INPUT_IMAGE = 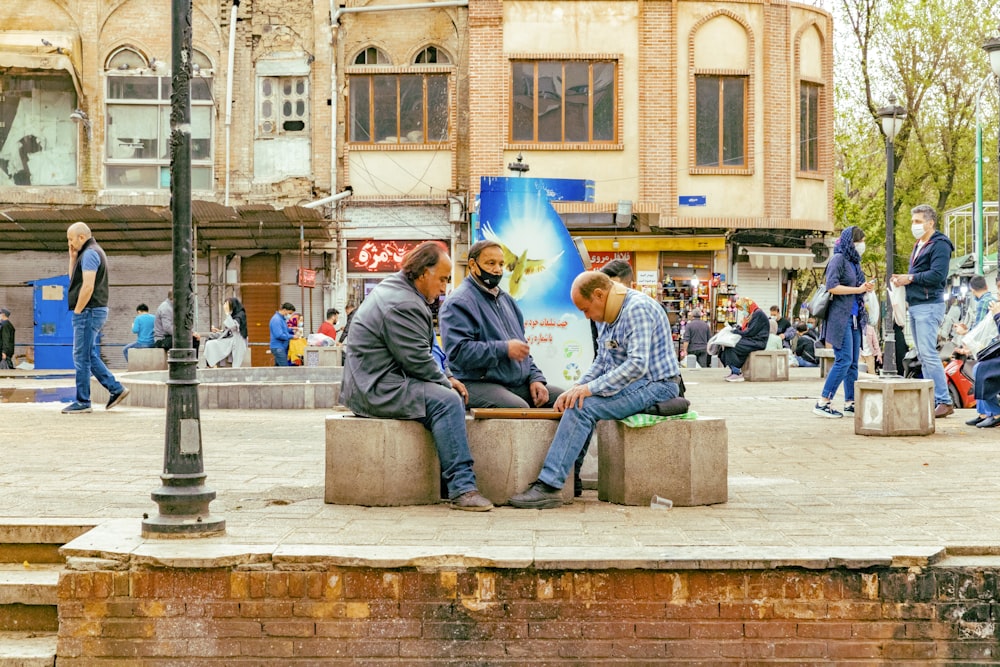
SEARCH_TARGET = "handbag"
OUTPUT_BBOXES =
[807,283,831,319]
[977,336,1000,362]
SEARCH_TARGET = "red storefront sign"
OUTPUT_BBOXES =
[347,239,449,273]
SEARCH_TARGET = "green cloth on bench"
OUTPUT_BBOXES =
[619,411,699,428]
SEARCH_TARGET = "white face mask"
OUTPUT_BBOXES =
[854,242,866,256]
[911,223,926,240]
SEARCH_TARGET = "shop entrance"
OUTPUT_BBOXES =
[241,254,280,367]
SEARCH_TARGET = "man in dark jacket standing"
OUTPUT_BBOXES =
[439,240,563,408]
[339,242,492,511]
[0,308,14,368]
[64,222,129,414]
[891,203,955,418]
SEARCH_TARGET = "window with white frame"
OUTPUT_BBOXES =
[104,48,214,190]
[257,75,309,137]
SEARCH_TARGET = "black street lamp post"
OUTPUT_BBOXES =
[876,96,906,379]
[142,0,224,537]
[984,36,1000,258]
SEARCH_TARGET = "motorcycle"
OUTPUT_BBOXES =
[902,343,977,409]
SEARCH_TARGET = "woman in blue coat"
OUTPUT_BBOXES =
[814,226,874,418]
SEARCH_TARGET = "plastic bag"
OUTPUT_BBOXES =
[886,283,907,327]
[706,328,741,355]
[864,291,879,328]
[965,315,999,358]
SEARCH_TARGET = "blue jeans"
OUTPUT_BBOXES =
[271,345,289,366]
[122,341,153,361]
[72,308,124,406]
[414,382,478,499]
[796,356,818,368]
[538,379,679,490]
[821,325,860,402]
[909,302,950,405]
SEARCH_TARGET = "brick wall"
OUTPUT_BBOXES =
[637,2,677,218]
[57,565,1000,663]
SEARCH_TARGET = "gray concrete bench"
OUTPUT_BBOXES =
[816,348,834,378]
[304,346,342,367]
[742,350,789,382]
[597,417,728,506]
[127,348,167,371]
[324,411,574,507]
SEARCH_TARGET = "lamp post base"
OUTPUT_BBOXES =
[142,474,226,537]
[854,377,935,437]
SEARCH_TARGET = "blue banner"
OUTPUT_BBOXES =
[476,176,595,385]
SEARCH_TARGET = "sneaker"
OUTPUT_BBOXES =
[843,403,855,414]
[813,402,843,418]
[106,387,131,410]
[724,373,744,382]
[509,481,564,510]
[61,402,92,414]
[450,490,493,512]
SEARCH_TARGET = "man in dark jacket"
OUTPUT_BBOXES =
[64,222,129,414]
[0,308,14,368]
[891,204,955,418]
[439,240,563,409]
[339,242,492,511]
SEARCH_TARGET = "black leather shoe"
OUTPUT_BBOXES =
[509,481,563,509]
[977,416,1000,429]
[966,415,988,426]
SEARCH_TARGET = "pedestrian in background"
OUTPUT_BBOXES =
[681,308,711,369]
[269,302,296,366]
[891,204,955,418]
[813,226,873,418]
[0,308,14,369]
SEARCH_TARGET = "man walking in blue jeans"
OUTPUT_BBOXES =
[269,302,295,366]
[891,204,955,418]
[63,222,129,414]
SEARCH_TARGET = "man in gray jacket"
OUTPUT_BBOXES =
[339,242,492,511]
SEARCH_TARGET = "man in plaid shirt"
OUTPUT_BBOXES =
[509,271,681,509]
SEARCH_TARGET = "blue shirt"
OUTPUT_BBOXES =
[581,290,680,396]
[80,248,101,272]
[269,311,291,348]
[132,313,156,346]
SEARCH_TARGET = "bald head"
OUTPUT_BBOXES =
[67,222,92,253]
[571,271,615,323]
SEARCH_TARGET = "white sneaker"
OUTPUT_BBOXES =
[724,373,745,382]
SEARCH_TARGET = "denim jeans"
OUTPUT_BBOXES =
[414,382,478,499]
[464,381,565,409]
[122,341,153,361]
[271,345,289,366]
[72,308,124,406]
[909,302,950,405]
[538,379,679,490]
[821,325,860,402]
[795,356,818,368]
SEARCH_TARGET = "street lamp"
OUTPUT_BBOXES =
[876,95,906,378]
[984,35,1000,264]
[142,0,224,537]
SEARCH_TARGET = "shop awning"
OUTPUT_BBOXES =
[0,31,84,100]
[744,246,815,270]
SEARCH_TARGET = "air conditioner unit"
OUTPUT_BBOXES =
[806,237,835,268]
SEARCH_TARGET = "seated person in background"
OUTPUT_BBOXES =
[765,318,784,351]
[792,322,820,367]
[339,241,491,511]
[508,271,681,509]
[153,290,200,357]
[203,297,249,368]
[717,297,769,382]
[123,303,155,361]
[439,240,564,409]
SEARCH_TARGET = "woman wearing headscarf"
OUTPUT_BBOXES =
[203,297,249,368]
[718,297,769,381]
[814,226,874,418]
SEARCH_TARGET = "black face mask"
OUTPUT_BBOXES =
[473,261,503,289]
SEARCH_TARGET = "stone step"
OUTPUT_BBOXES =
[0,631,57,667]
[0,521,95,564]
[0,566,60,633]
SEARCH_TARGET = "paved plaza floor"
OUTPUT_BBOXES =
[1,367,998,558]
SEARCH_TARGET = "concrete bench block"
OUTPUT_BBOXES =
[465,418,574,505]
[855,378,935,437]
[742,350,789,382]
[597,417,728,507]
[127,348,167,371]
[816,348,834,378]
[325,415,441,506]
[304,346,342,367]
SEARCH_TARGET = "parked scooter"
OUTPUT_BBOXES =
[902,343,977,409]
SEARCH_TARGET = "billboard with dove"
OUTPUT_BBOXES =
[476,176,595,385]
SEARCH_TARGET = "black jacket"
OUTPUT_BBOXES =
[68,237,109,310]
[0,320,14,358]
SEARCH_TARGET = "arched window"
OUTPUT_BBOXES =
[106,47,147,71]
[414,46,449,65]
[354,47,390,65]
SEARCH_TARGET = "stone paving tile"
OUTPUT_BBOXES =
[3,368,1000,558]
